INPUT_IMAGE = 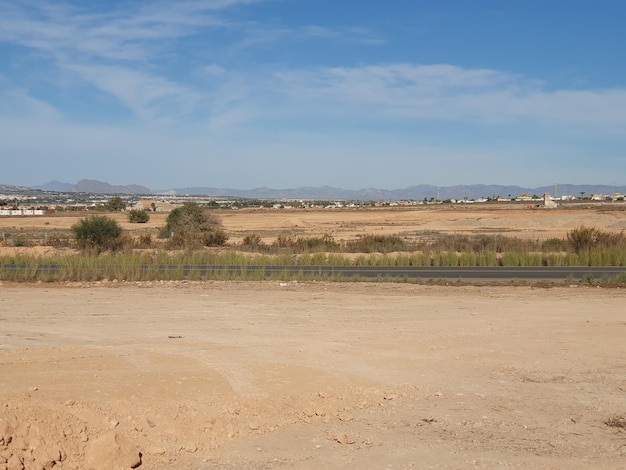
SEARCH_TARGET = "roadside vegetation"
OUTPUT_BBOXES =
[1,223,625,282]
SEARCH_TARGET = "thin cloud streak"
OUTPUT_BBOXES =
[276,64,626,131]
[0,0,231,62]
[64,63,205,122]
[0,0,379,63]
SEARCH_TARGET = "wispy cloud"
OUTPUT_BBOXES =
[0,0,385,126]
[0,0,262,122]
[0,88,62,121]
[2,4,624,141]
[230,23,382,51]
[275,63,626,131]
[63,64,204,122]
[0,0,380,63]
[0,0,236,62]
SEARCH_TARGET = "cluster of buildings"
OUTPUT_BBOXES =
[0,208,48,216]
[1,190,625,217]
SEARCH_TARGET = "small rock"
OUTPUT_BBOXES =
[328,432,355,445]
[147,447,166,456]
[338,412,353,422]
[183,443,198,453]
[337,433,355,445]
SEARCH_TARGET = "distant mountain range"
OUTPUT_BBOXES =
[9,179,626,201]
[34,179,152,195]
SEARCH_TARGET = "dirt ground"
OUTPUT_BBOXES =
[1,205,626,469]
[1,281,625,469]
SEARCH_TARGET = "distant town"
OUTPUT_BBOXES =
[1,187,624,217]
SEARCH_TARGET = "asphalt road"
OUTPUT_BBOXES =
[209,265,626,281]
[3,264,625,282]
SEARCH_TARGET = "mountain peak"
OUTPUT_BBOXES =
[73,179,152,195]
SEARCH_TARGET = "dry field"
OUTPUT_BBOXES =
[1,282,625,469]
[1,205,626,469]
[1,203,626,253]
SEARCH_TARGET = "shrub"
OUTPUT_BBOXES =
[128,209,150,223]
[71,215,124,252]
[346,234,406,253]
[136,234,153,248]
[567,226,626,253]
[105,196,126,211]
[294,233,339,252]
[542,238,568,252]
[567,226,600,253]
[46,234,72,248]
[242,233,264,247]
[161,202,228,247]
[275,235,295,248]
[269,234,339,253]
[12,235,30,247]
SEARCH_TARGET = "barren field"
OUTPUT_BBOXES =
[2,204,626,252]
[1,282,625,469]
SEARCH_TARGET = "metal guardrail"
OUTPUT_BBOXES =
[1,264,625,281]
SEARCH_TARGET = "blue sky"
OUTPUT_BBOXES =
[1,0,624,190]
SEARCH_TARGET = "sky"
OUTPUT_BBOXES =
[1,0,625,191]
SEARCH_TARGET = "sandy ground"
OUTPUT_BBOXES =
[1,281,625,469]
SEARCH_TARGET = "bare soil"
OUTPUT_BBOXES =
[1,281,625,469]
[1,205,626,469]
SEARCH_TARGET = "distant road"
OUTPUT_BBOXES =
[2,264,625,282]
[208,265,626,281]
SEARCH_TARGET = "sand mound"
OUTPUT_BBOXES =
[1,400,136,470]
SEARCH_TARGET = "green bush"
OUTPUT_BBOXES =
[161,202,228,248]
[71,215,124,252]
[501,252,521,266]
[128,209,150,223]
[105,196,126,211]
